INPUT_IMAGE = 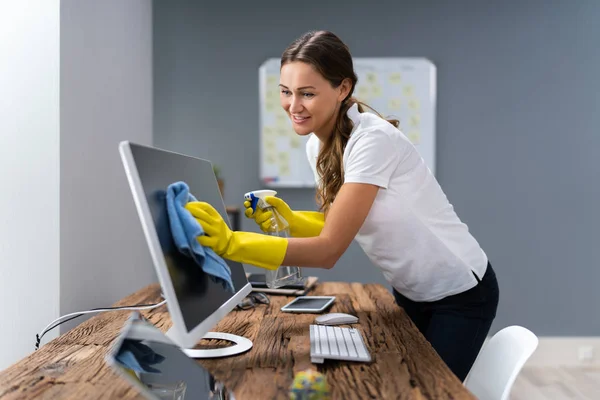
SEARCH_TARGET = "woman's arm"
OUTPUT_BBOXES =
[283,182,379,269]
[186,182,379,271]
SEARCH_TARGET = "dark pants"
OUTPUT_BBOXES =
[393,262,499,381]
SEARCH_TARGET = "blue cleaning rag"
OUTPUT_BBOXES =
[166,181,234,293]
[115,339,165,373]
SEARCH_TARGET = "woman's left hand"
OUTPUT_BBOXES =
[185,201,232,255]
[185,201,287,271]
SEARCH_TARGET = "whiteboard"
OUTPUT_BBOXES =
[259,57,437,188]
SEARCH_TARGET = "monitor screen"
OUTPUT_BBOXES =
[125,143,249,334]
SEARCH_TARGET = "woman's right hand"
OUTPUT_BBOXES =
[243,198,280,233]
[244,196,325,237]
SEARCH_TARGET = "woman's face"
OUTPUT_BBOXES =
[279,61,349,140]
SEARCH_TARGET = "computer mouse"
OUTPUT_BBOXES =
[315,313,358,326]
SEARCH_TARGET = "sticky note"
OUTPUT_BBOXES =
[357,86,369,99]
[267,75,278,86]
[403,85,414,97]
[275,107,287,118]
[266,89,278,101]
[389,98,401,110]
[366,72,377,84]
[407,130,420,144]
[408,99,420,110]
[410,114,420,127]
[389,73,402,84]
[278,152,289,163]
[372,85,382,97]
[265,140,276,151]
[280,164,290,176]
[266,154,276,164]
[276,114,287,127]
[263,126,273,137]
[290,136,300,148]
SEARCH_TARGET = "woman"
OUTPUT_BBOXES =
[186,30,499,381]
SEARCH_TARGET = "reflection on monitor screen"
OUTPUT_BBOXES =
[107,312,234,400]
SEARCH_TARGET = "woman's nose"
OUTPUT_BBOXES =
[290,96,303,114]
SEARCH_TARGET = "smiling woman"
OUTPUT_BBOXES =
[278,63,342,138]
[278,33,399,213]
[188,30,500,382]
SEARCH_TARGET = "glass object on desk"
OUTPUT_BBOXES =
[147,381,187,400]
[265,206,306,289]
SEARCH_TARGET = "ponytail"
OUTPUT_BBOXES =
[315,97,399,214]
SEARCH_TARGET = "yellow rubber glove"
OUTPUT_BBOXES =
[185,201,287,271]
[243,196,324,238]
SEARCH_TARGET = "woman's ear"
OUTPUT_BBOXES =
[337,78,352,102]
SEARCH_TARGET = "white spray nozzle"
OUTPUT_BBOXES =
[244,190,277,212]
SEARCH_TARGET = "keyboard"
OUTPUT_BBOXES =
[309,324,371,364]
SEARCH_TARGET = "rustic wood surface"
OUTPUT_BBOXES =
[0,282,475,399]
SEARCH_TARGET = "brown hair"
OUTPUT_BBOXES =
[281,30,399,214]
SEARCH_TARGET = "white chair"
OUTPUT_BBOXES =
[463,325,539,400]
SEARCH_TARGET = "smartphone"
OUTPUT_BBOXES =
[280,296,335,313]
[247,273,306,290]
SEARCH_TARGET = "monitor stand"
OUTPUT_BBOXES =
[166,327,253,359]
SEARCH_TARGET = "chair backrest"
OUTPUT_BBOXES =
[463,325,538,400]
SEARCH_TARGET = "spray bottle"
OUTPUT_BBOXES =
[244,190,305,289]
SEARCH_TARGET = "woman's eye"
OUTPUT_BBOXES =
[280,89,291,95]
[303,93,314,98]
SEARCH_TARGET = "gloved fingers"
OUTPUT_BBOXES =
[186,203,227,233]
[243,201,265,219]
[255,210,273,225]
[193,217,220,237]
[264,196,292,220]
[197,234,219,249]
[185,201,220,220]
[186,204,211,221]
[260,219,274,232]
[264,196,286,210]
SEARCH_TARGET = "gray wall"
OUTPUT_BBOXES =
[153,1,600,336]
[60,0,156,333]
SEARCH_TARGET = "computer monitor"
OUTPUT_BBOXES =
[119,141,253,358]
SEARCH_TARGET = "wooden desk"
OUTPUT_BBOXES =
[0,282,474,399]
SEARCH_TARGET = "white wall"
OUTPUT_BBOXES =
[59,0,155,334]
[0,0,61,370]
[0,0,156,369]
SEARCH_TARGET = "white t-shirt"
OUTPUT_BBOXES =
[306,103,488,302]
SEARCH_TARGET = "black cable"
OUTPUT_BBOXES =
[35,314,83,350]
[35,299,165,350]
